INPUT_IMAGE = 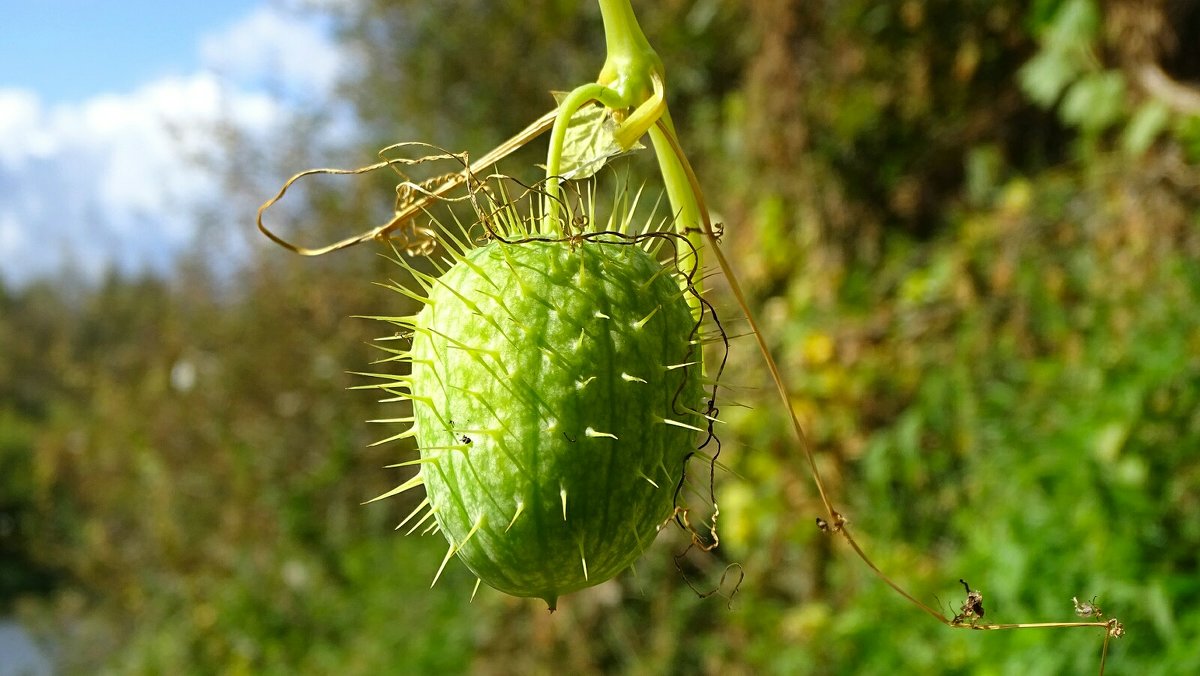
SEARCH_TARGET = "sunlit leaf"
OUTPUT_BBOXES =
[1018,49,1080,106]
[1122,100,1170,155]
[1060,71,1126,132]
[551,92,644,181]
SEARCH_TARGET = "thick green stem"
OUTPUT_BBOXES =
[648,112,704,314]
[649,112,702,246]
[648,112,835,521]
[598,0,647,56]
[542,0,660,234]
[592,1,704,317]
[597,0,662,102]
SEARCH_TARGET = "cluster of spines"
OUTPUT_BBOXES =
[356,181,723,598]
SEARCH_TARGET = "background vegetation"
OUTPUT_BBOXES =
[3,0,1199,673]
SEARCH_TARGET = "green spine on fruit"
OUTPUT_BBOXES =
[381,232,703,609]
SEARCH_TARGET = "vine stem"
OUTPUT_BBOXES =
[543,83,624,233]
[642,49,1124,675]
[592,0,699,316]
[586,2,833,520]
[596,0,662,104]
[649,117,836,522]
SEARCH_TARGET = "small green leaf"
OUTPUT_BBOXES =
[1122,100,1170,155]
[551,92,643,181]
[1059,71,1126,133]
[1043,0,1100,46]
[1018,50,1080,107]
[1019,0,1101,108]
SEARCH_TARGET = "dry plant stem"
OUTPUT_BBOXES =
[655,123,940,620]
[651,119,1122,664]
[838,529,955,622]
[257,110,558,255]
[968,622,1111,630]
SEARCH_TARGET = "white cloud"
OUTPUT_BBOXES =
[200,5,344,100]
[0,211,25,260]
[0,4,347,286]
[0,91,51,164]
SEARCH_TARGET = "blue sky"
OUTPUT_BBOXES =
[0,1,347,285]
[1,1,265,103]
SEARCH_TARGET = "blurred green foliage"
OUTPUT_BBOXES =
[2,0,1199,673]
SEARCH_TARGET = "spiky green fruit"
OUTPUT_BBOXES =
[399,237,702,609]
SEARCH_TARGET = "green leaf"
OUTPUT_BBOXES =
[1122,100,1171,155]
[1059,71,1126,133]
[1043,0,1099,46]
[1018,49,1080,107]
[551,92,643,181]
[1019,0,1100,107]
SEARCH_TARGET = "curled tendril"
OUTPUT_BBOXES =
[256,110,557,257]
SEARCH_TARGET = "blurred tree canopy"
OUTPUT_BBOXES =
[3,0,1199,673]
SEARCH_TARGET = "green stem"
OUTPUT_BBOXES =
[543,0,664,236]
[648,111,702,243]
[596,0,662,102]
[558,1,704,315]
[598,0,647,56]
[596,2,702,304]
[543,83,623,234]
[648,111,704,313]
